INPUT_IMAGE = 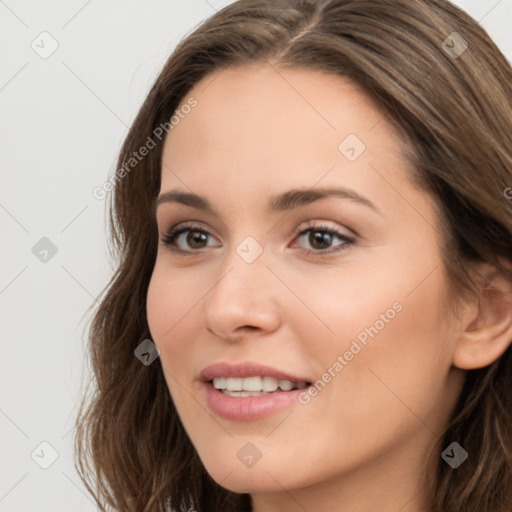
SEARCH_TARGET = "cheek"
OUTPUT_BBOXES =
[146,266,195,377]
[146,264,210,404]
[146,263,203,344]
[294,251,453,421]
[146,268,172,345]
[276,272,454,485]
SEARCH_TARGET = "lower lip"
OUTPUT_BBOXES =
[203,382,306,421]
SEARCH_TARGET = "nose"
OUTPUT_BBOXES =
[202,243,281,342]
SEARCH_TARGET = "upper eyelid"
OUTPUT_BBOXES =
[162,219,347,236]
[161,221,353,248]
[164,221,220,239]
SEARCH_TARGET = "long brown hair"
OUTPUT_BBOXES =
[75,1,512,510]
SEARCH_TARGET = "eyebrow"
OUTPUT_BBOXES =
[154,187,380,216]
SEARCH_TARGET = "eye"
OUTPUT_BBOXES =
[161,222,220,253]
[291,222,355,255]
[160,221,355,256]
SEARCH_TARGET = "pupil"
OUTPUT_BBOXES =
[311,231,331,249]
[188,231,207,248]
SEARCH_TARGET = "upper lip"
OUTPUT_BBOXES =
[199,361,311,383]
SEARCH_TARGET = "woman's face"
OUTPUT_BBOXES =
[147,65,466,506]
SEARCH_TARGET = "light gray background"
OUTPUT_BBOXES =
[1,1,511,510]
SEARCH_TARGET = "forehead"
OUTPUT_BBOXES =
[160,64,411,199]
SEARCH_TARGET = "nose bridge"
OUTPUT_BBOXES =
[202,233,280,336]
[213,234,268,299]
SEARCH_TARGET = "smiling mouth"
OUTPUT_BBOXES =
[211,376,311,397]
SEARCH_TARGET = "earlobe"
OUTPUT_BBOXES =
[452,263,512,370]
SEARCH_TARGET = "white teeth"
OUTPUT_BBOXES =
[277,379,293,391]
[212,376,305,393]
[225,377,243,391]
[243,376,263,391]
[213,377,226,390]
[262,376,278,392]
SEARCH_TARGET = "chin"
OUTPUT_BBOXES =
[195,444,311,494]
[206,465,289,494]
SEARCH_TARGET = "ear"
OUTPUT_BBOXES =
[453,262,512,370]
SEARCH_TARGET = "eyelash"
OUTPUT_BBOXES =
[161,221,355,257]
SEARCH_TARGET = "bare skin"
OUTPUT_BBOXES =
[146,64,512,512]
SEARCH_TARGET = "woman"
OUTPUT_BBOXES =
[76,0,512,511]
